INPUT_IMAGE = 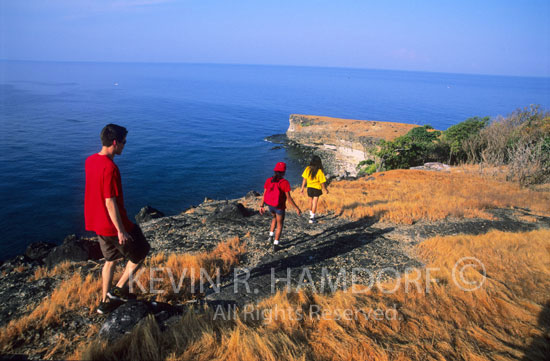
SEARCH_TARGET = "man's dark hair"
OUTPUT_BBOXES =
[100,124,128,146]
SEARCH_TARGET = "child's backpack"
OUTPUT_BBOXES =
[264,178,284,208]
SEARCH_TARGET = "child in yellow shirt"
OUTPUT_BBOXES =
[300,155,328,223]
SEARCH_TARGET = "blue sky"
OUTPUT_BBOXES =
[1,0,548,77]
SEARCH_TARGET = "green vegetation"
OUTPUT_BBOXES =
[299,118,314,127]
[356,159,377,176]
[369,105,550,186]
[442,116,489,163]
[376,125,446,170]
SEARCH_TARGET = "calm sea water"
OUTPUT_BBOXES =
[1,60,549,259]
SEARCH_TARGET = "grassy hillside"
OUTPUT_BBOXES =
[292,166,550,223]
[2,167,549,360]
[83,228,550,361]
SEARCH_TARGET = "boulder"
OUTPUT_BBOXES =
[24,241,56,261]
[135,205,165,224]
[410,162,451,171]
[80,238,103,261]
[206,202,248,223]
[99,301,151,342]
[44,235,101,268]
[245,190,260,199]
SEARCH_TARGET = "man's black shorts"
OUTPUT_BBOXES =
[307,187,323,197]
[97,223,150,263]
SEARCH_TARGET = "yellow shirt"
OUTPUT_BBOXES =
[302,166,326,190]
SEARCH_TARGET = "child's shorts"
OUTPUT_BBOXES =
[307,187,323,197]
[267,205,285,215]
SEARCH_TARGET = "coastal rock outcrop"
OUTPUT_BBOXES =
[24,241,56,261]
[206,201,249,223]
[285,114,417,177]
[135,205,165,224]
[44,234,102,268]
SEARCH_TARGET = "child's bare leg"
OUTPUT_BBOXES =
[270,213,277,233]
[275,213,285,241]
[312,196,319,214]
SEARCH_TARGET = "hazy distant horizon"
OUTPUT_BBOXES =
[1,58,548,79]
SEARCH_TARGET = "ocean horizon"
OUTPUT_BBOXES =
[1,60,549,260]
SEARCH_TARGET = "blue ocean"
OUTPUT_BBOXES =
[1,60,549,259]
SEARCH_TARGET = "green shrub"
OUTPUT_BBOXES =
[376,125,447,170]
[442,116,489,163]
[356,160,377,176]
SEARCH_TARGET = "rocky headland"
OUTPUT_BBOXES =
[275,114,418,177]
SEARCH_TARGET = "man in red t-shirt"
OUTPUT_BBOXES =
[85,124,150,314]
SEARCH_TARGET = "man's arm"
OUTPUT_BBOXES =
[105,197,132,245]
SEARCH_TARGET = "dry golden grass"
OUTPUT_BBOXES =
[31,260,75,281]
[83,229,550,361]
[0,237,246,357]
[0,272,102,355]
[291,168,550,223]
[133,236,246,302]
[290,114,419,141]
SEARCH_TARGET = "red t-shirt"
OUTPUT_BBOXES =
[85,153,134,236]
[263,177,291,209]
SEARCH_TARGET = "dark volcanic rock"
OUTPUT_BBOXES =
[206,202,248,223]
[135,205,165,224]
[44,235,102,268]
[81,238,104,260]
[24,241,56,261]
[0,271,57,327]
[99,301,150,342]
[245,190,260,199]
[264,133,288,144]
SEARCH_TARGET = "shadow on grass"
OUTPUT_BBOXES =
[523,300,550,361]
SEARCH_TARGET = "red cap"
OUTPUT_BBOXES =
[274,162,286,172]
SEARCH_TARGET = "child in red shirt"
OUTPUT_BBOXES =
[259,162,301,251]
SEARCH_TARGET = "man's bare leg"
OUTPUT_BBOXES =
[102,260,118,301]
[116,259,143,290]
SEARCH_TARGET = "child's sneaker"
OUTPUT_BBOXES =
[107,286,137,302]
[267,235,274,246]
[309,218,315,224]
[96,299,121,314]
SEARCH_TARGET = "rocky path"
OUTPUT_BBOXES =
[140,196,550,306]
